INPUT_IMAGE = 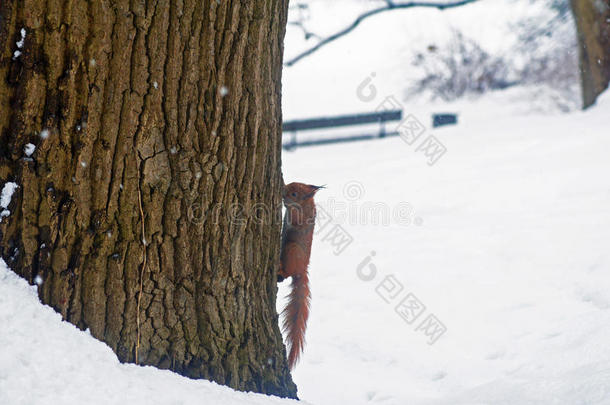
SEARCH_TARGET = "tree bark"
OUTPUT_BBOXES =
[571,0,610,108]
[0,0,296,398]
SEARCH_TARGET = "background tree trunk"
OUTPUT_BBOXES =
[571,0,610,108]
[0,0,296,398]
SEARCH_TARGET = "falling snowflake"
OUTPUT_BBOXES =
[24,143,35,157]
[16,28,26,48]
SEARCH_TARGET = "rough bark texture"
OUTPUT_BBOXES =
[0,0,297,398]
[571,0,610,108]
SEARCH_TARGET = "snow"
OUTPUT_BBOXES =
[39,129,50,139]
[283,0,578,117]
[0,182,18,222]
[0,182,18,209]
[12,28,25,60]
[279,4,608,400]
[2,1,609,404]
[278,90,610,404]
[0,260,302,404]
[24,143,35,157]
[16,28,25,48]
[5,87,607,405]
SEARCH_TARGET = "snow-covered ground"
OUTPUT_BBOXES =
[281,89,610,404]
[3,1,609,404]
[3,91,609,404]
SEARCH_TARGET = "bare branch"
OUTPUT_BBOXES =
[288,20,322,41]
[284,0,480,67]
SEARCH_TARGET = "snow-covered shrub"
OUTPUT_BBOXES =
[406,0,581,111]
[406,30,513,101]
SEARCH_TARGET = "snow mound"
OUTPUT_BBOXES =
[0,259,301,405]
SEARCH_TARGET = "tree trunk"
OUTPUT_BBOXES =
[0,0,296,398]
[571,0,610,108]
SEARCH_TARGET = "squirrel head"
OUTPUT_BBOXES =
[283,182,324,205]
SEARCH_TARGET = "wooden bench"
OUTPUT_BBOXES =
[432,113,458,128]
[282,110,402,150]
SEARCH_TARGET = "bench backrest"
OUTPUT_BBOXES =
[283,110,402,132]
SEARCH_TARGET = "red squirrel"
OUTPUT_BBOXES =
[278,182,323,369]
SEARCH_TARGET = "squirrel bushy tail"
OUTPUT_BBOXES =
[282,272,310,369]
[279,182,323,369]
